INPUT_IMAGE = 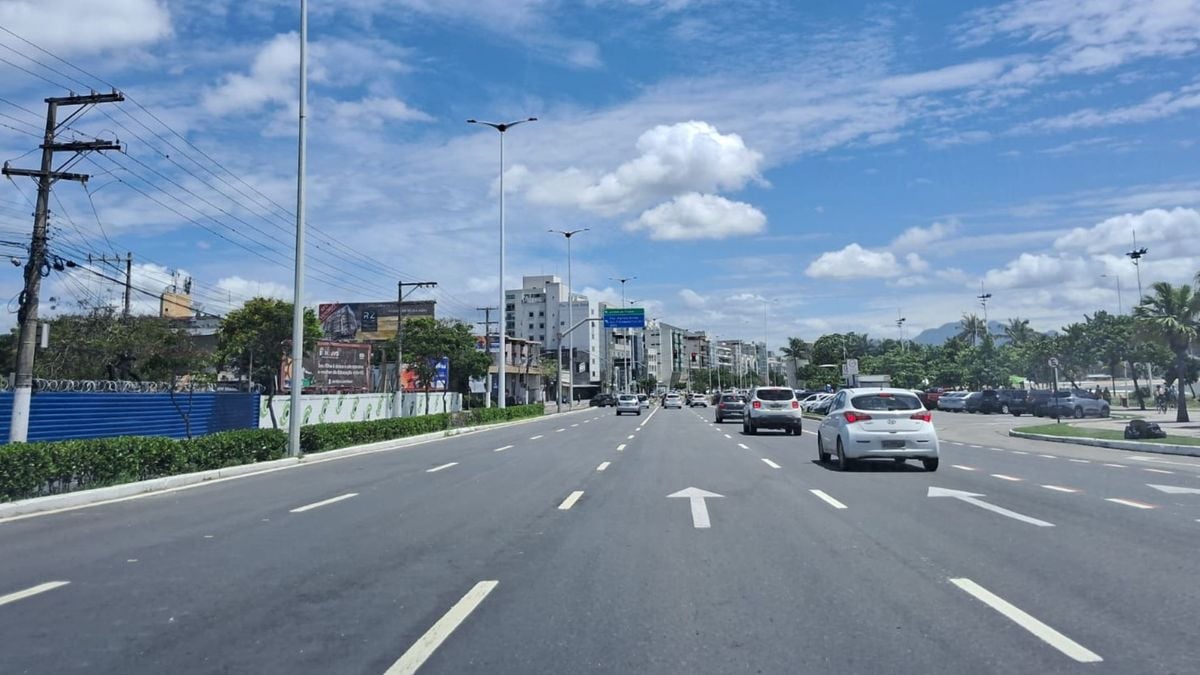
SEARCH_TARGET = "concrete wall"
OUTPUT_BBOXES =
[258,392,462,428]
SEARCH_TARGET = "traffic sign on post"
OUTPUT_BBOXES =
[603,307,645,328]
[1048,357,1059,368]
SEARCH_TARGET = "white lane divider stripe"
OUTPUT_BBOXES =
[530,435,544,440]
[426,463,458,473]
[1143,468,1174,475]
[628,434,636,440]
[1102,463,1127,468]
[1068,459,1090,463]
[616,444,626,452]
[761,458,781,469]
[558,491,584,510]
[493,445,514,453]
[738,443,750,450]
[1011,451,1030,455]
[1037,454,1057,459]
[991,474,1023,481]
[950,578,1102,663]
[0,581,70,608]
[555,428,566,433]
[1105,498,1155,509]
[952,465,977,471]
[570,423,579,427]
[1041,485,1079,493]
[290,492,358,513]
[724,434,733,439]
[596,462,610,472]
[384,580,499,675]
[810,489,847,509]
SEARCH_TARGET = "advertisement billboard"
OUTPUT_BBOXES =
[400,357,450,392]
[280,341,372,392]
[318,300,436,341]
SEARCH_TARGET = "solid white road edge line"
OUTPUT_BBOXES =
[949,578,1102,663]
[384,580,499,675]
[426,463,458,473]
[0,580,70,608]
[596,462,610,472]
[1105,498,1156,509]
[761,458,781,469]
[810,489,847,509]
[289,492,359,513]
[558,491,584,510]
[493,445,514,453]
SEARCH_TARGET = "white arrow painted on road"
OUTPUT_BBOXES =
[1147,484,1200,495]
[668,487,724,529]
[927,487,1054,527]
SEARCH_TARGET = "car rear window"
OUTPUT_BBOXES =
[852,393,923,411]
[756,389,795,401]
[721,395,741,402]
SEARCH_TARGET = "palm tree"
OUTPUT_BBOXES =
[957,313,986,346]
[1003,317,1036,346]
[780,337,811,362]
[1133,281,1200,423]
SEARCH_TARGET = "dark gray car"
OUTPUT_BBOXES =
[715,393,745,423]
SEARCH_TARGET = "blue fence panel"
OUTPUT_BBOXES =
[0,392,260,443]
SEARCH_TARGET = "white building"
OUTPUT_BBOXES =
[646,320,687,387]
[505,275,600,395]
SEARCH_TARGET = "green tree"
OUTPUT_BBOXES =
[1003,317,1037,346]
[35,309,205,381]
[400,317,491,397]
[1133,281,1200,422]
[216,298,322,428]
[957,313,987,346]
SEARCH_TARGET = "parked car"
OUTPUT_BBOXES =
[663,393,684,409]
[965,389,1003,414]
[919,387,946,409]
[616,394,641,415]
[937,391,969,412]
[1027,390,1055,416]
[811,396,836,415]
[996,389,1025,414]
[1006,390,1034,416]
[817,388,939,471]
[961,392,983,413]
[1046,390,1110,418]
[715,393,746,423]
[589,393,616,407]
[800,392,833,412]
[743,386,803,435]
[689,394,709,407]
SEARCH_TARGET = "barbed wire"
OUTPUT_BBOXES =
[0,378,265,393]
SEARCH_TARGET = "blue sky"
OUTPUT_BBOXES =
[0,0,1198,349]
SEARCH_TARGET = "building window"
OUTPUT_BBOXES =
[539,323,544,329]
[528,311,534,318]
[529,323,534,330]
[538,311,544,317]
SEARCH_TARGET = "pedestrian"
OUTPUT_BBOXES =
[1102,387,1111,403]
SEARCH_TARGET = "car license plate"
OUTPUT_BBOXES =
[882,440,905,449]
[770,403,783,409]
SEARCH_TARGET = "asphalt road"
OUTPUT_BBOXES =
[1,405,1198,674]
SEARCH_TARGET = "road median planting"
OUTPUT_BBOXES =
[1010,423,1200,458]
[0,405,544,503]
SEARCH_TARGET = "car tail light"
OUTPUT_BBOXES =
[911,411,932,422]
[791,400,799,409]
[843,411,871,423]
[752,400,762,409]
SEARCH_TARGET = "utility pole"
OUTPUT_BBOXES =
[896,311,907,352]
[87,251,133,316]
[476,306,498,408]
[3,91,123,443]
[976,282,992,347]
[393,280,437,417]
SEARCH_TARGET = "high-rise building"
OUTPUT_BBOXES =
[506,275,600,391]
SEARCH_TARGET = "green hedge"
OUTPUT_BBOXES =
[0,404,544,503]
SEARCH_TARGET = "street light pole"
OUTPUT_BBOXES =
[287,0,308,458]
[1101,274,1123,314]
[1126,230,1148,304]
[550,228,588,410]
[609,276,635,391]
[468,116,538,409]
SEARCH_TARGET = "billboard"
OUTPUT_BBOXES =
[400,357,450,392]
[318,300,436,341]
[280,341,372,392]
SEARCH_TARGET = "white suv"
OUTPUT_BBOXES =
[743,386,803,435]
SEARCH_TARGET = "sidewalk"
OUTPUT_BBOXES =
[544,400,589,414]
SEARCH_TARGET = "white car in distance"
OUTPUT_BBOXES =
[816,388,939,471]
[616,394,642,416]
[800,392,833,412]
[663,393,684,409]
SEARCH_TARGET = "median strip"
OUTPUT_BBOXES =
[0,581,70,608]
[384,580,499,675]
[289,492,358,513]
[950,577,1102,663]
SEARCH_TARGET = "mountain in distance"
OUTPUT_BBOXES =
[911,320,1008,346]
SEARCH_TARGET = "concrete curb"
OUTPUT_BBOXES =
[1008,429,1200,458]
[0,410,579,521]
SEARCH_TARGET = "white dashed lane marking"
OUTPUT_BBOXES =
[1041,485,1080,493]
[1105,498,1155,510]
[761,458,781,469]
[558,491,584,510]
[952,465,977,471]
[991,474,1023,482]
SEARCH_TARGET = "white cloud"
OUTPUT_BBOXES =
[879,60,1009,96]
[679,288,709,309]
[1053,207,1200,256]
[330,97,432,128]
[625,193,766,241]
[982,252,1092,290]
[515,120,763,216]
[960,0,1200,77]
[806,244,902,279]
[0,0,171,56]
[890,219,958,251]
[905,253,929,273]
[1017,82,1200,133]
[202,32,298,115]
